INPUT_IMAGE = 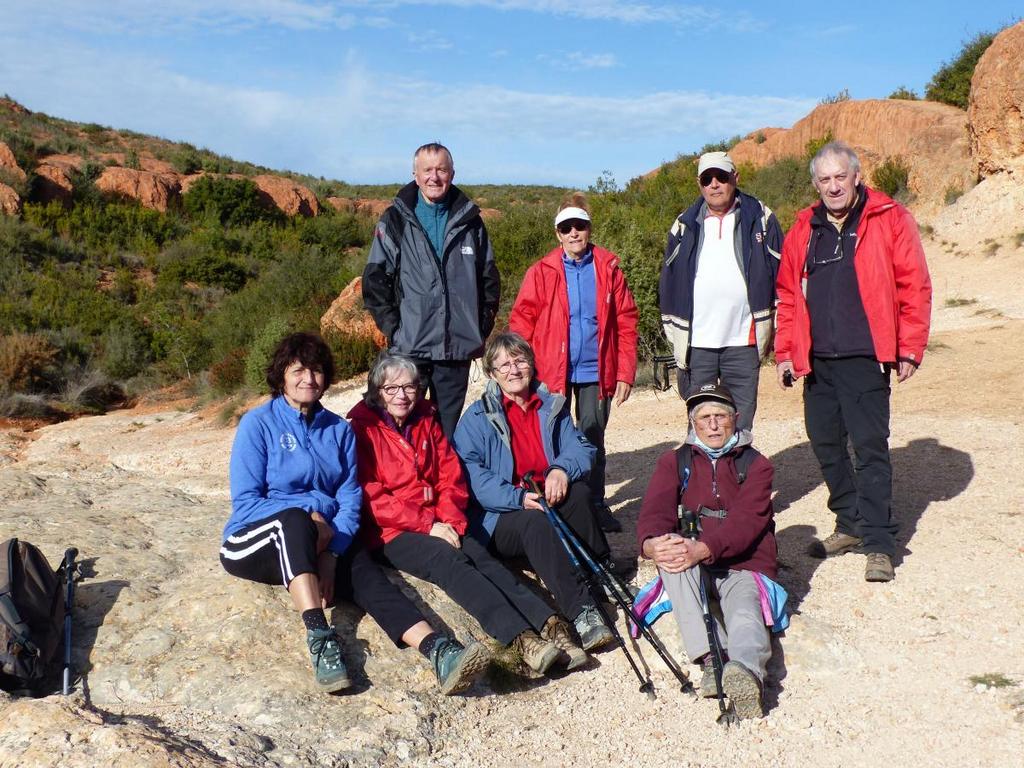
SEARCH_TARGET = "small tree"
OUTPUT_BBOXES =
[888,86,919,100]
[872,156,912,201]
[925,32,996,109]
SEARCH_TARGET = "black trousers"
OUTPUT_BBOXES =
[416,359,472,440]
[220,508,425,646]
[803,356,896,555]
[378,532,553,645]
[686,345,761,432]
[568,383,611,505]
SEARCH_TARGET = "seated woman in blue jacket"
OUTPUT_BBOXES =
[220,332,488,695]
[453,332,618,664]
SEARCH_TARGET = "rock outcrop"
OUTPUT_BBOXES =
[95,167,182,212]
[0,182,20,215]
[320,276,388,349]
[250,175,319,217]
[0,141,26,183]
[969,21,1024,177]
[34,154,83,205]
[728,99,974,213]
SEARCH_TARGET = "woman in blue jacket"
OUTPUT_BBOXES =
[453,332,620,664]
[220,332,488,695]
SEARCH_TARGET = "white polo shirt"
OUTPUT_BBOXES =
[690,210,752,348]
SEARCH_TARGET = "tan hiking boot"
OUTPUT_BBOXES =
[512,629,561,675]
[865,553,894,582]
[541,615,587,670]
[722,661,763,720]
[808,531,862,559]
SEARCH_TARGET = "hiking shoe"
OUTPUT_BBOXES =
[722,661,763,720]
[573,605,615,652]
[808,531,862,559]
[595,503,623,533]
[865,553,895,583]
[307,628,351,693]
[430,638,491,695]
[512,630,562,675]
[699,657,719,699]
[542,615,588,670]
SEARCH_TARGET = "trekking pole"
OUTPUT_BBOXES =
[524,475,691,697]
[61,548,78,696]
[681,509,735,725]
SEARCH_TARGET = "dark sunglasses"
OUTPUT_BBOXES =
[699,169,733,187]
[556,219,590,235]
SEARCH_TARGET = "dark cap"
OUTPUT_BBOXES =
[685,382,735,413]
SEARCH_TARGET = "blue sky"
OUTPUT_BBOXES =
[2,2,1019,187]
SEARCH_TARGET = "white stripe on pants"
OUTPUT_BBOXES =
[220,518,296,586]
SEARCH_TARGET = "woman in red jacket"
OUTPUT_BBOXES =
[348,352,570,677]
[509,193,639,533]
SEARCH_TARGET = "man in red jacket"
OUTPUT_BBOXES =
[637,383,776,720]
[775,142,932,583]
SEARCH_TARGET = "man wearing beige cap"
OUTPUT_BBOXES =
[658,151,782,431]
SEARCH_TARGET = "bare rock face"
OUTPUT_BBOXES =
[95,167,182,212]
[479,207,503,222]
[0,141,26,183]
[969,21,1024,176]
[326,195,356,213]
[320,276,388,349]
[0,182,20,215]
[250,175,319,217]
[35,154,83,205]
[326,197,392,218]
[728,99,974,213]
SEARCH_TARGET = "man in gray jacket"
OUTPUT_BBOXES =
[363,143,501,438]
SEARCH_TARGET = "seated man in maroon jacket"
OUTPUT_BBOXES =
[637,383,777,719]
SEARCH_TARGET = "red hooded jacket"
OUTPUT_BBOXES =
[347,399,469,548]
[775,188,932,376]
[510,245,639,400]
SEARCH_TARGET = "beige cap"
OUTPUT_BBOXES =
[697,151,736,176]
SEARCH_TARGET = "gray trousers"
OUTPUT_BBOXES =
[660,567,770,682]
[681,345,761,432]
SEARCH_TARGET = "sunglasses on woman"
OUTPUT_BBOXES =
[556,219,590,235]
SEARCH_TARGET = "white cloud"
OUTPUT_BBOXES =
[539,51,618,70]
[407,31,455,51]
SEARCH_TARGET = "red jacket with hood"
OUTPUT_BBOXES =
[510,245,639,400]
[775,187,932,376]
[347,399,468,548]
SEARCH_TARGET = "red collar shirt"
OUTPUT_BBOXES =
[503,392,548,491]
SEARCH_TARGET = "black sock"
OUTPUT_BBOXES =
[301,608,330,632]
[418,632,444,658]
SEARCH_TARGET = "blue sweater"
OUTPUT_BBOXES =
[453,381,595,541]
[563,249,599,383]
[415,193,449,261]
[225,396,362,555]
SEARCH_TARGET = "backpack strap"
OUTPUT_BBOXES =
[0,539,38,658]
[676,443,758,486]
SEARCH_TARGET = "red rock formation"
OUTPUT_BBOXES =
[0,142,26,183]
[34,154,83,204]
[479,207,503,222]
[326,196,356,213]
[95,167,182,212]
[726,99,973,212]
[320,276,387,349]
[0,182,21,215]
[353,199,390,218]
[969,21,1024,176]
[251,175,319,217]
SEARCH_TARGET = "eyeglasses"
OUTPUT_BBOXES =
[556,219,590,235]
[381,384,418,397]
[693,412,734,426]
[699,169,733,187]
[495,358,531,374]
[811,231,856,266]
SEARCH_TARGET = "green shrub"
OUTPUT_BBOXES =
[244,316,292,392]
[99,317,153,379]
[819,88,850,105]
[324,330,383,381]
[183,175,282,227]
[888,86,920,100]
[805,131,835,161]
[0,332,59,393]
[872,156,911,200]
[699,135,742,154]
[208,347,248,393]
[926,32,996,109]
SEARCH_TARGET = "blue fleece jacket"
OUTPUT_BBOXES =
[415,193,449,261]
[224,396,362,555]
[563,248,599,383]
[453,380,595,541]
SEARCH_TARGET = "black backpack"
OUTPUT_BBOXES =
[675,443,757,490]
[0,538,66,692]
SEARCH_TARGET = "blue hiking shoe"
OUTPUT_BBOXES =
[430,638,491,695]
[307,628,351,693]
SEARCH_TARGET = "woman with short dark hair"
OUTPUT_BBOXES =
[220,332,488,695]
[347,352,566,677]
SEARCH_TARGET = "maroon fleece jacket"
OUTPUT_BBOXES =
[637,442,777,579]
